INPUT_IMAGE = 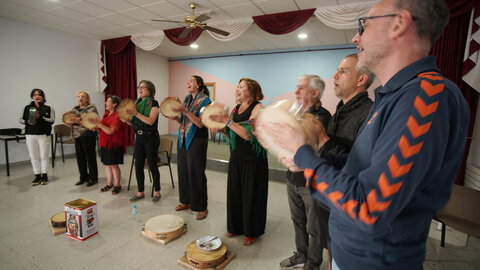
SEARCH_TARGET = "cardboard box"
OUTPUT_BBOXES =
[64,198,98,241]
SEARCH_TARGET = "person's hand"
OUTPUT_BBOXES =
[171,104,186,113]
[258,122,306,154]
[278,153,303,172]
[209,127,223,133]
[34,111,40,120]
[126,108,137,116]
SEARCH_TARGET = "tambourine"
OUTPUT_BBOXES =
[50,212,66,227]
[62,111,77,125]
[200,102,228,129]
[159,97,184,118]
[81,111,100,129]
[142,214,187,244]
[185,239,228,268]
[116,98,135,121]
[254,100,320,159]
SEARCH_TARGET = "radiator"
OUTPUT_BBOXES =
[464,163,480,191]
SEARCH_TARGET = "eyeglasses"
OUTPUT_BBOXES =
[358,14,397,35]
[137,85,147,89]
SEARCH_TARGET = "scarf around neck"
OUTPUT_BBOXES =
[132,96,152,129]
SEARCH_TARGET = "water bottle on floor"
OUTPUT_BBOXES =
[132,205,138,220]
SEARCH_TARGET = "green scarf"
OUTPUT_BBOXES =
[132,96,152,129]
[227,108,266,158]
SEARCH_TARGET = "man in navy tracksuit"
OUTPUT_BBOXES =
[267,0,470,269]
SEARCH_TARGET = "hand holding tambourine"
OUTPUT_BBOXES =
[201,102,229,129]
[81,111,100,129]
[160,97,185,118]
[116,98,135,121]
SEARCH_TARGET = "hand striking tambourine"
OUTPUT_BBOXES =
[159,97,184,118]
[254,100,320,159]
[116,98,135,121]
[62,111,77,125]
[142,214,187,244]
[200,102,228,129]
[81,111,100,129]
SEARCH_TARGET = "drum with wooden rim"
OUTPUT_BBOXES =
[142,214,187,244]
[200,102,228,129]
[185,239,227,268]
[254,100,321,159]
[50,212,66,227]
[116,98,135,121]
[80,111,100,129]
[62,111,77,125]
[160,97,184,118]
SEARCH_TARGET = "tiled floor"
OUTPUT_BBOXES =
[0,140,479,270]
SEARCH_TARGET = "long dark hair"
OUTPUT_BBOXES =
[31,88,46,103]
[193,75,209,97]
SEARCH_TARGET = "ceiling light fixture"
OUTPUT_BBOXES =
[298,33,308,39]
[190,43,199,48]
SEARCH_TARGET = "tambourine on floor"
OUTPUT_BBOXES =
[141,214,187,245]
[49,211,66,235]
[177,240,236,270]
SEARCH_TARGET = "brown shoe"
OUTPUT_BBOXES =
[196,209,208,220]
[175,204,191,211]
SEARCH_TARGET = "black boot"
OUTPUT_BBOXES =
[32,174,42,186]
[41,173,48,185]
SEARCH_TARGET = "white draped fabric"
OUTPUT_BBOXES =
[463,8,480,93]
[205,17,254,41]
[314,1,376,29]
[131,30,165,51]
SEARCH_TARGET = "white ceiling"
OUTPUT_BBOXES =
[0,0,365,58]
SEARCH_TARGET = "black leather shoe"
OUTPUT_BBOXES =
[86,181,97,187]
[75,180,86,186]
[32,174,42,186]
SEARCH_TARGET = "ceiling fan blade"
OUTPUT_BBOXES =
[195,13,210,22]
[179,27,192,39]
[203,25,230,36]
[151,19,185,24]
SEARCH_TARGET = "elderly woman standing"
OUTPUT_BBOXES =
[171,75,211,220]
[65,91,98,187]
[20,88,55,185]
[210,78,268,245]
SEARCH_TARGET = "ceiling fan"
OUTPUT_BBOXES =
[152,2,230,38]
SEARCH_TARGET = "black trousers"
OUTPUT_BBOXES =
[177,134,208,211]
[134,132,160,192]
[75,135,98,182]
[227,157,269,238]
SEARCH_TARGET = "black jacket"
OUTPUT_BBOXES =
[20,102,55,135]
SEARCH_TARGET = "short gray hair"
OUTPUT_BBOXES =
[395,0,449,46]
[299,74,325,100]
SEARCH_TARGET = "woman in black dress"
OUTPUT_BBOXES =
[210,78,268,245]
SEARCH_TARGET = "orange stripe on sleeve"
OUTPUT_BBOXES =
[359,203,378,225]
[398,135,423,159]
[414,96,439,117]
[328,191,344,204]
[388,154,413,178]
[316,181,329,193]
[366,189,391,212]
[304,169,314,180]
[418,74,443,81]
[367,112,378,125]
[378,172,403,197]
[420,80,444,97]
[407,116,432,138]
[342,199,359,220]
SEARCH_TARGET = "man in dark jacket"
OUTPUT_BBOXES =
[315,53,374,267]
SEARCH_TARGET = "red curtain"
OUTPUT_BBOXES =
[253,9,315,35]
[101,36,137,146]
[431,1,480,184]
[164,27,203,46]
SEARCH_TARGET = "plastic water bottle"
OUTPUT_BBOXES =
[132,205,138,220]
